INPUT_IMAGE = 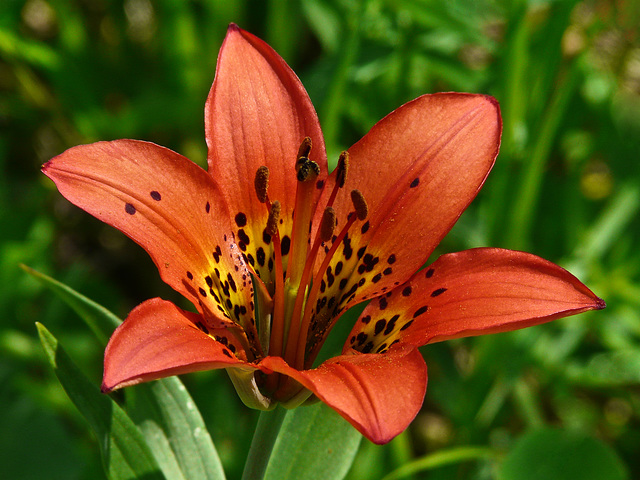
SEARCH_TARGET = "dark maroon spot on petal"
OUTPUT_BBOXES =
[361,315,371,324]
[205,276,213,287]
[350,336,356,344]
[387,254,396,264]
[376,343,387,353]
[246,254,255,267]
[372,273,382,283]
[410,177,419,188]
[186,271,193,280]
[316,179,325,189]
[413,306,429,317]
[385,315,399,335]
[256,247,266,267]
[400,320,413,331]
[379,297,388,310]
[382,267,391,275]
[222,349,232,358]
[235,212,247,227]
[281,235,291,256]
[402,286,412,296]
[262,230,272,244]
[361,221,370,234]
[125,203,136,215]
[150,191,161,201]
[357,247,366,259]
[374,319,386,335]
[206,202,211,213]
[358,277,366,287]
[431,287,447,297]
[320,279,326,293]
[356,332,368,345]
[362,341,374,353]
[425,268,435,278]
[339,278,348,289]
[227,273,237,293]
[198,287,207,297]
[335,261,343,276]
[238,229,250,245]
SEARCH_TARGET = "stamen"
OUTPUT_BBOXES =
[320,207,336,242]
[255,166,270,203]
[350,189,368,220]
[296,157,320,182]
[336,151,349,188]
[294,190,370,370]
[297,136,312,158]
[266,201,281,236]
[324,151,349,211]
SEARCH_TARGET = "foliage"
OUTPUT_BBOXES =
[1,0,639,478]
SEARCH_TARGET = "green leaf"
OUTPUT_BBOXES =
[36,322,165,480]
[263,402,362,480]
[27,266,226,479]
[22,265,121,344]
[497,428,628,480]
[127,378,227,480]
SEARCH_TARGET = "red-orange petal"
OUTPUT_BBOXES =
[259,344,427,444]
[347,248,605,353]
[206,24,327,284]
[102,298,246,392]
[43,140,256,334]
[315,94,501,313]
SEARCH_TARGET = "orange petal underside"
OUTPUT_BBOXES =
[260,344,427,444]
[102,298,245,392]
[347,248,605,354]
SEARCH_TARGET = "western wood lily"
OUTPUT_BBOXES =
[43,24,604,444]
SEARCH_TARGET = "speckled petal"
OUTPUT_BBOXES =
[43,140,256,336]
[346,248,605,354]
[307,94,501,354]
[259,344,427,445]
[206,24,327,286]
[102,298,247,392]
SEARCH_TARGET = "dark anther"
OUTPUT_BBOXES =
[297,136,312,158]
[320,207,337,242]
[255,166,270,203]
[266,201,281,236]
[296,157,320,182]
[336,151,349,188]
[350,190,368,220]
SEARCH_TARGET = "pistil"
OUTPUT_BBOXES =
[295,189,368,370]
[281,138,319,349]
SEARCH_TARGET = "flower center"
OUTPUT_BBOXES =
[251,138,368,385]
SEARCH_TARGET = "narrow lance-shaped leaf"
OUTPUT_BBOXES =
[22,264,120,343]
[36,323,165,480]
[25,267,226,480]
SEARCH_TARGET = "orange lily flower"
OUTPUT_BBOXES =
[43,24,604,444]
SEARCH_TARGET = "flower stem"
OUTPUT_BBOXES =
[242,407,287,480]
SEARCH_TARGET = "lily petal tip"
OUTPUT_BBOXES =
[100,382,112,394]
[595,297,607,310]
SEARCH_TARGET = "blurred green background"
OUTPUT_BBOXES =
[1,0,639,479]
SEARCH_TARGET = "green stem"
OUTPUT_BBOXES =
[506,64,580,250]
[242,407,287,480]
